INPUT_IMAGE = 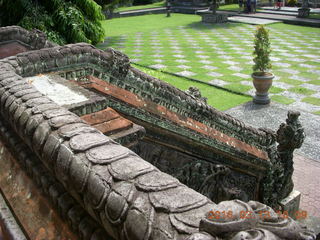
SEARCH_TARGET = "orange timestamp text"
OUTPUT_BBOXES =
[207,210,308,220]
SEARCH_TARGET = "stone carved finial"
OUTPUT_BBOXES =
[276,111,305,199]
[185,86,207,103]
[186,200,315,240]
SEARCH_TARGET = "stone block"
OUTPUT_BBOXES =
[279,190,301,219]
[202,13,228,24]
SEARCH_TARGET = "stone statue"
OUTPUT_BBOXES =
[276,111,305,199]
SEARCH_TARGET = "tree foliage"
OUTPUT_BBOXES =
[0,0,105,45]
[253,25,272,74]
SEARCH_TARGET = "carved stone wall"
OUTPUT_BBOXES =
[131,140,257,203]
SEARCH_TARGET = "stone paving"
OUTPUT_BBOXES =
[100,22,320,115]
[225,101,320,228]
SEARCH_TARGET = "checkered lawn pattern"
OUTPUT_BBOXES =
[99,15,320,114]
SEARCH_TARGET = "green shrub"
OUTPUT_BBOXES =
[287,0,297,7]
[253,25,272,74]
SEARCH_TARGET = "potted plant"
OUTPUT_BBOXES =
[252,25,274,105]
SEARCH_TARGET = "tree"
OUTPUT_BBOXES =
[0,0,105,45]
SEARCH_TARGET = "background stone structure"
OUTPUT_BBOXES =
[0,26,315,239]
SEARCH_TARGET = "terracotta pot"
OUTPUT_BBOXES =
[252,72,274,105]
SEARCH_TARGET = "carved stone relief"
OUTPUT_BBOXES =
[131,140,256,203]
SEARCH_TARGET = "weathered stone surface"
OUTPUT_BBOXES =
[31,103,60,114]
[68,153,91,193]
[26,97,52,107]
[105,191,129,224]
[58,123,99,139]
[42,108,74,119]
[32,120,51,153]
[108,156,155,180]
[14,88,38,98]
[149,186,208,213]
[49,114,83,129]
[69,133,110,152]
[86,144,130,164]
[136,171,180,192]
[86,171,111,209]
[20,92,43,102]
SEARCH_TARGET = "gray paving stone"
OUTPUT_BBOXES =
[288,58,306,63]
[233,73,250,79]
[175,59,189,63]
[278,53,298,58]
[299,64,317,69]
[240,55,252,60]
[199,60,213,64]
[301,83,320,92]
[176,70,195,77]
[272,82,294,89]
[153,54,164,58]
[130,59,141,63]
[201,65,217,70]
[207,72,223,77]
[223,60,238,65]
[308,69,320,74]
[177,65,191,69]
[273,62,291,68]
[228,66,243,71]
[173,54,185,58]
[197,55,210,59]
[209,79,228,86]
[278,91,304,100]
[273,49,288,53]
[132,54,143,57]
[289,75,311,82]
[240,80,252,86]
[302,54,319,59]
[153,59,164,63]
[270,56,281,62]
[218,55,233,59]
[290,101,320,113]
[311,92,320,98]
[280,69,300,75]
[149,64,167,69]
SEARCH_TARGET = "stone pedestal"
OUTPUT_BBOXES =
[279,190,301,219]
[201,13,228,23]
[298,8,310,18]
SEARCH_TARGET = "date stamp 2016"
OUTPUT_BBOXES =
[207,210,308,220]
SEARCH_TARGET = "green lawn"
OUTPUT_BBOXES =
[99,14,320,112]
[218,4,239,11]
[133,65,251,111]
[309,13,320,19]
[117,1,165,12]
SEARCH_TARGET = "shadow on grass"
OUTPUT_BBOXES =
[185,21,244,30]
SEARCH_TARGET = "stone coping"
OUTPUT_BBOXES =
[0,26,57,51]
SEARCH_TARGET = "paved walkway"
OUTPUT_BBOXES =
[226,101,320,232]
